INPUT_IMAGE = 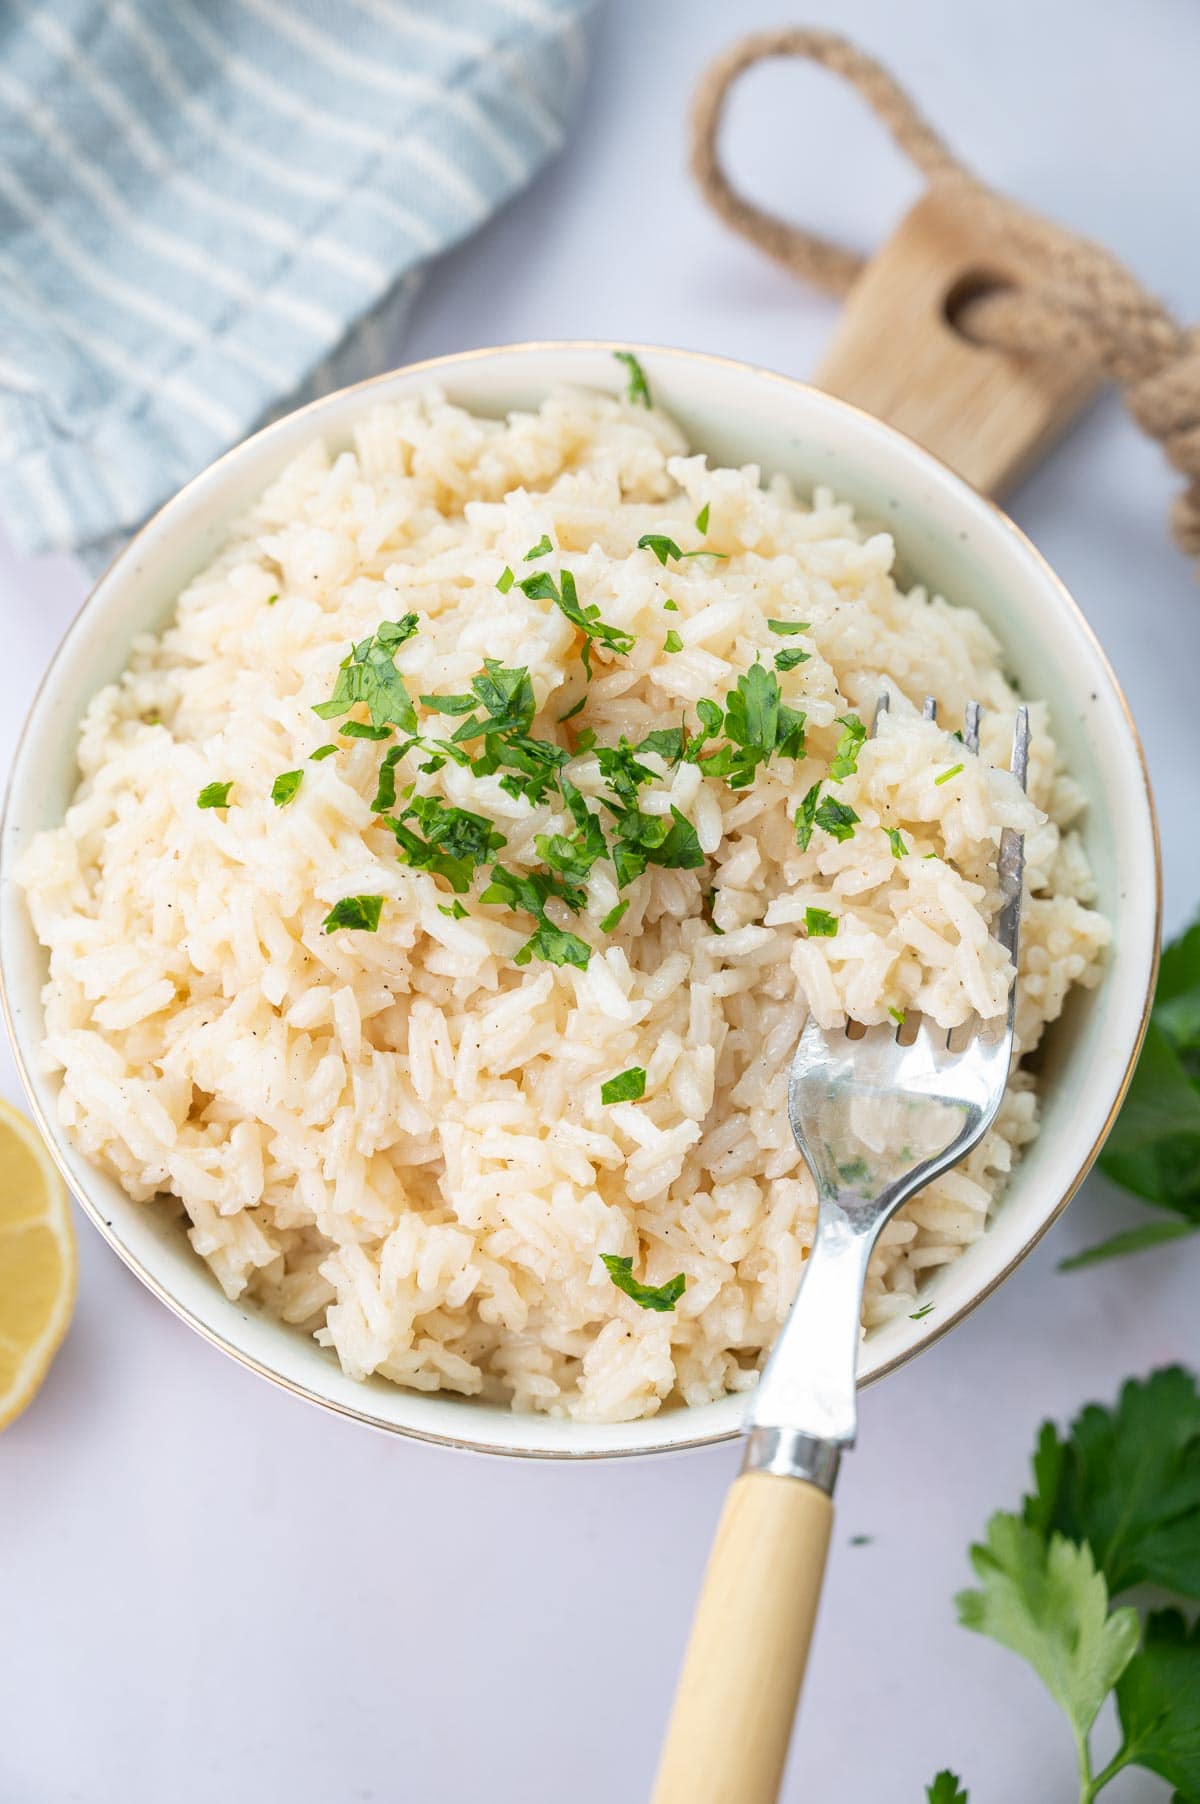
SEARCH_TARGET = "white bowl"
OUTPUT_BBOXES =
[0,343,1159,1457]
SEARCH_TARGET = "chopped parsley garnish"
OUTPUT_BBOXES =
[828,714,867,781]
[384,795,506,894]
[558,695,587,723]
[535,779,607,885]
[479,863,591,968]
[313,614,419,734]
[196,781,233,809]
[614,350,651,407]
[636,727,686,763]
[599,899,629,934]
[265,593,279,606]
[496,566,515,594]
[438,899,467,919]
[339,720,393,740]
[600,1066,647,1105]
[814,797,859,842]
[664,629,683,654]
[886,827,909,858]
[910,1302,934,1320]
[270,770,303,807]
[524,534,553,561]
[774,648,810,673]
[309,744,338,761]
[663,598,678,611]
[702,889,724,934]
[795,784,822,851]
[889,1006,907,1025]
[701,662,805,786]
[521,567,634,674]
[370,744,412,813]
[323,895,383,933]
[767,619,808,636]
[935,762,965,786]
[600,1253,685,1312]
[805,906,838,937]
[694,503,710,534]
[637,533,683,567]
[418,692,478,716]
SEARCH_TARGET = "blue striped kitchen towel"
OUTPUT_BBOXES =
[0,0,594,563]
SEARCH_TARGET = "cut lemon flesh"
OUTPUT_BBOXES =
[0,1096,76,1430]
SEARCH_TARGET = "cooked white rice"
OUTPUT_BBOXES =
[19,384,1109,1422]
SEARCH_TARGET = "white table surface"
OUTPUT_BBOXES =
[3,3,1198,1800]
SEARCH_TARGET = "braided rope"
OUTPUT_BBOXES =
[690,29,1200,558]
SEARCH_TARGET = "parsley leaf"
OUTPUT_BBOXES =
[438,899,468,919]
[479,863,591,969]
[774,647,810,673]
[694,503,710,534]
[450,661,536,743]
[805,906,838,937]
[600,1253,685,1312]
[524,534,553,560]
[637,727,686,764]
[767,619,808,636]
[270,770,303,807]
[323,895,384,933]
[637,533,683,567]
[521,568,634,670]
[599,899,629,934]
[313,615,419,733]
[664,629,683,654]
[496,566,514,594]
[910,1300,933,1319]
[370,744,410,814]
[1065,918,1200,1267]
[815,797,859,842]
[886,827,908,858]
[1114,1609,1200,1797]
[663,598,679,612]
[935,762,965,786]
[419,692,478,716]
[956,1514,1140,1744]
[309,744,338,761]
[197,781,233,809]
[339,720,393,740]
[794,783,822,851]
[614,350,651,407]
[828,714,866,781]
[382,796,506,894]
[926,1774,969,1804]
[600,1066,646,1104]
[1024,1367,1200,1600]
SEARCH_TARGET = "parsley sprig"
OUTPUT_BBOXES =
[933,1367,1200,1803]
[1064,914,1200,1267]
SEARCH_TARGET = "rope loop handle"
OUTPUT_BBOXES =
[690,28,1200,562]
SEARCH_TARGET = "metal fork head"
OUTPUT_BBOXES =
[747,698,1029,1460]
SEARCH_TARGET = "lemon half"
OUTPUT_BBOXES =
[0,1096,77,1430]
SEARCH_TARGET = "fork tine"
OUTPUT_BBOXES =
[994,705,1031,978]
[922,695,937,721]
[1009,704,1030,789]
[963,700,981,756]
[871,693,890,738]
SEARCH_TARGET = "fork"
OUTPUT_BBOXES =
[651,698,1030,1804]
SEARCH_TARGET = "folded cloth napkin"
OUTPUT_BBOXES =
[0,0,593,564]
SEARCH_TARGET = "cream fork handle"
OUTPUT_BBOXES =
[650,1470,834,1804]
